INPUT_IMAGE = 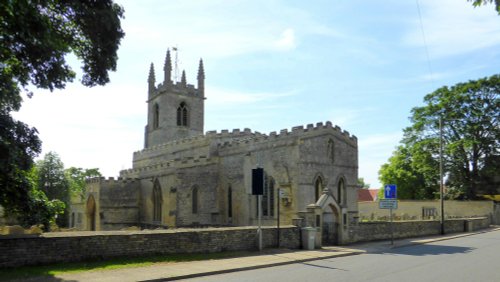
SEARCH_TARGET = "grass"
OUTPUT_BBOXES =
[0,251,253,281]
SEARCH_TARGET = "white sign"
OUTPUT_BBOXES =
[379,199,398,209]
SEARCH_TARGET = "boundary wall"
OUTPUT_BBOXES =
[349,217,490,243]
[0,226,299,268]
[358,200,494,221]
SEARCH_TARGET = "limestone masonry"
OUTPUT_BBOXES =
[70,50,359,245]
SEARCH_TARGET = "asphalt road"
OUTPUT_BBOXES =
[183,230,500,282]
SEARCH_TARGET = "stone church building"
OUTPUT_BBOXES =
[70,50,359,244]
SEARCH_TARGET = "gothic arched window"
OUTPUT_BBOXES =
[337,178,346,206]
[192,186,198,214]
[177,102,188,126]
[153,180,162,223]
[315,177,323,202]
[153,103,159,129]
[262,175,275,218]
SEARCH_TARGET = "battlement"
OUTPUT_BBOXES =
[134,128,261,158]
[121,155,214,177]
[86,177,140,184]
[216,121,357,150]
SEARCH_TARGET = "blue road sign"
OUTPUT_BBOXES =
[384,184,397,199]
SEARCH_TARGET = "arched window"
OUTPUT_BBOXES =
[177,102,188,126]
[153,103,159,129]
[337,178,346,206]
[192,186,198,214]
[262,175,275,217]
[315,177,323,202]
[228,185,232,218]
[327,139,335,163]
[153,180,162,223]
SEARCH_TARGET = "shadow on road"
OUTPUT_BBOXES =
[380,244,475,256]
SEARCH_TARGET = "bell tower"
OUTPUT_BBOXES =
[144,49,205,148]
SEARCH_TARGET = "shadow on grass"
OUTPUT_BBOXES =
[0,251,258,281]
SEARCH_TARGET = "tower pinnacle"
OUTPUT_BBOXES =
[197,58,205,96]
[148,63,155,93]
[163,49,172,85]
[181,70,187,87]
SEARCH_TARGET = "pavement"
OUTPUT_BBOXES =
[23,226,500,282]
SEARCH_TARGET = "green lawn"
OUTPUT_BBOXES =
[0,251,253,281]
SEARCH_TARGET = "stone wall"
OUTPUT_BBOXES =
[0,226,300,268]
[358,200,494,221]
[493,203,500,225]
[348,217,490,243]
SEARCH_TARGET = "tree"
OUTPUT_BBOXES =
[357,178,370,189]
[379,146,437,199]
[1,0,125,98]
[0,1,124,220]
[468,0,500,14]
[36,152,70,227]
[65,167,101,197]
[380,74,500,200]
[0,114,41,215]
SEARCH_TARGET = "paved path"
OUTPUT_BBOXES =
[23,227,500,282]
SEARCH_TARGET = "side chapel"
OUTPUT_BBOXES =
[70,50,360,245]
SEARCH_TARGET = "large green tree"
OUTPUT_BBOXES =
[380,74,500,200]
[0,0,124,220]
[379,146,437,199]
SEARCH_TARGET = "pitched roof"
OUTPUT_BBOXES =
[358,189,379,202]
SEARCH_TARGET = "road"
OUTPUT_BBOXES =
[183,230,500,282]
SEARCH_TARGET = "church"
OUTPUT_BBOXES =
[70,50,360,245]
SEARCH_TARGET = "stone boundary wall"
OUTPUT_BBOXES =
[0,226,299,268]
[358,200,494,221]
[349,217,490,243]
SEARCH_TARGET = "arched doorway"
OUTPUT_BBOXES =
[316,189,342,246]
[322,203,340,245]
[86,195,96,231]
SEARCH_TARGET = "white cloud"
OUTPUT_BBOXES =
[206,86,297,106]
[274,28,296,50]
[12,83,146,177]
[404,0,500,58]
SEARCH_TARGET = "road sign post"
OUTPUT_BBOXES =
[382,184,397,245]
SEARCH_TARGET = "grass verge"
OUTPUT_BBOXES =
[0,251,254,281]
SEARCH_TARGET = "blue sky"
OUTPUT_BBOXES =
[14,0,500,188]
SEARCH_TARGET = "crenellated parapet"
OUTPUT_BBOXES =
[134,128,260,159]
[86,177,140,185]
[216,121,357,151]
[121,155,215,178]
[126,121,356,175]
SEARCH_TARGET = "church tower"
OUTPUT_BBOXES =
[144,49,205,148]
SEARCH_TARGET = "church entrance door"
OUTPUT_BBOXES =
[86,195,96,231]
[322,203,339,245]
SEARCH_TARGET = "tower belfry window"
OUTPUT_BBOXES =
[177,102,188,126]
[153,103,159,129]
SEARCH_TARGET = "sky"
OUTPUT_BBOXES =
[13,0,500,189]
